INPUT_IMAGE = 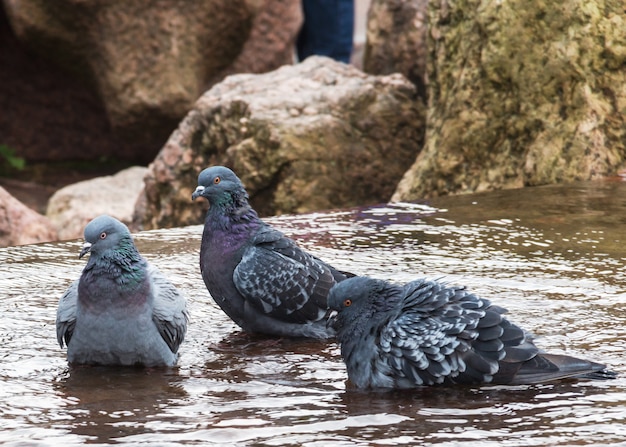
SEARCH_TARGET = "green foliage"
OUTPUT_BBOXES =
[0,144,26,173]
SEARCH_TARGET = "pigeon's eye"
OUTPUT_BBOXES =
[343,299,352,307]
[99,232,107,239]
[213,176,221,184]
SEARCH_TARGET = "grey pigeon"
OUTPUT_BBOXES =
[191,166,351,338]
[327,276,615,389]
[56,215,189,367]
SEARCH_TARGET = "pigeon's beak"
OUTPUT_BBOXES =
[191,185,205,201]
[325,309,338,328]
[79,242,92,259]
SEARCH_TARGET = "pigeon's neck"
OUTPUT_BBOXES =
[81,242,148,307]
[337,285,402,345]
[373,284,404,313]
[206,192,259,231]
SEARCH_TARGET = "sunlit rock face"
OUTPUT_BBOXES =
[0,186,57,247]
[135,56,426,230]
[393,0,626,201]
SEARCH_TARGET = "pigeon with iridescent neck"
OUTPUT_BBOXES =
[192,165,351,338]
[56,215,188,367]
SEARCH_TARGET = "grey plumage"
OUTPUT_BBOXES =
[192,166,351,338]
[56,215,188,367]
[327,276,615,389]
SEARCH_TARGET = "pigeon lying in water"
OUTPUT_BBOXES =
[56,215,189,367]
[327,276,615,389]
[191,165,351,338]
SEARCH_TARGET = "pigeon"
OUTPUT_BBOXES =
[56,215,189,367]
[191,165,351,339]
[327,276,615,389]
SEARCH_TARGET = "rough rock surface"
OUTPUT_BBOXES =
[47,166,148,240]
[393,0,626,201]
[2,0,300,163]
[0,186,57,247]
[135,56,425,230]
[363,0,428,97]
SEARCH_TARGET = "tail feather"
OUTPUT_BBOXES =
[573,369,618,381]
[505,353,615,385]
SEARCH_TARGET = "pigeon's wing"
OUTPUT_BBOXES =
[380,313,473,387]
[233,227,338,323]
[379,280,500,386]
[149,265,189,354]
[56,280,79,349]
[383,280,612,386]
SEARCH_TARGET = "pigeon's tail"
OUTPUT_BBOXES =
[574,368,618,381]
[503,353,616,385]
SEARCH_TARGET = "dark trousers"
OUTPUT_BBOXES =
[297,0,354,64]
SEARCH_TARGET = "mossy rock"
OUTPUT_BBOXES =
[394,0,626,201]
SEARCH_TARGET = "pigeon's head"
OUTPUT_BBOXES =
[326,276,389,336]
[191,166,248,206]
[79,215,133,259]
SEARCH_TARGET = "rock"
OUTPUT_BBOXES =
[393,0,626,202]
[2,0,301,163]
[212,0,302,84]
[363,0,428,97]
[47,167,148,240]
[0,186,58,247]
[0,7,126,163]
[135,56,425,230]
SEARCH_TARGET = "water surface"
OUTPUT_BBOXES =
[1,180,626,446]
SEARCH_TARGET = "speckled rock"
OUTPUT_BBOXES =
[47,166,148,240]
[363,0,428,96]
[135,56,425,230]
[393,0,626,201]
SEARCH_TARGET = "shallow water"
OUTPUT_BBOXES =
[1,180,626,446]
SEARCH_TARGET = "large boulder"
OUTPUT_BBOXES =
[0,186,57,247]
[0,6,125,163]
[363,0,428,97]
[393,0,626,201]
[47,166,148,240]
[2,0,301,163]
[135,56,425,230]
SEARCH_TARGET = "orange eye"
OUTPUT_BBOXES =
[343,299,352,307]
[100,232,107,239]
[213,176,221,184]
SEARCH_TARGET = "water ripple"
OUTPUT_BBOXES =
[1,180,626,445]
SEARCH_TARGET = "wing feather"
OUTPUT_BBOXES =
[56,280,78,349]
[233,228,339,323]
[149,265,189,354]
[378,280,504,386]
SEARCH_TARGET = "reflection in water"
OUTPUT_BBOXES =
[54,367,187,443]
[1,180,626,445]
